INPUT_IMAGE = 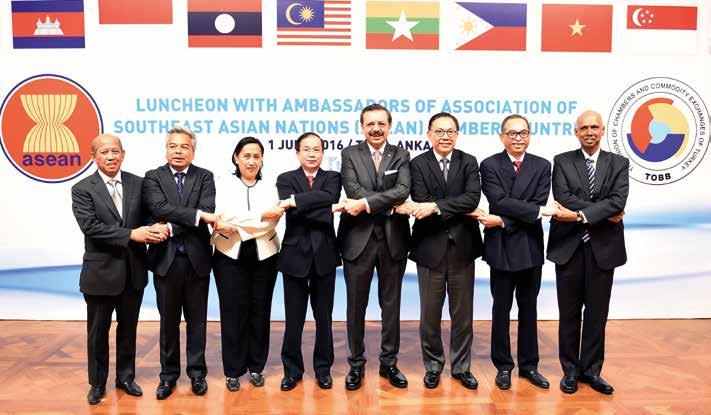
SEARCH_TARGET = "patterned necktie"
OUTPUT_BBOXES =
[513,160,522,174]
[373,149,382,173]
[440,158,449,183]
[107,179,122,218]
[582,159,595,243]
[174,172,186,253]
[307,175,315,189]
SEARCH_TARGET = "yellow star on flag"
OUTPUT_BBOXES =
[569,19,585,36]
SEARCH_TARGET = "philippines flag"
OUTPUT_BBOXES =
[188,0,262,47]
[11,0,85,49]
[448,2,526,51]
[276,0,352,46]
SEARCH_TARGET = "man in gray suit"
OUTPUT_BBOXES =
[337,103,411,390]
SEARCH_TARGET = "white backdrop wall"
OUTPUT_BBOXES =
[1,0,710,320]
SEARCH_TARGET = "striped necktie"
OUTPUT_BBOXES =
[582,158,594,243]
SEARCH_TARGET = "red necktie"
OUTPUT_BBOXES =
[307,175,314,188]
[513,160,522,174]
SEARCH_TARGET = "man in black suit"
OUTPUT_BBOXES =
[478,114,558,391]
[547,110,628,395]
[337,103,411,390]
[143,127,217,399]
[72,134,168,405]
[402,112,482,390]
[276,132,342,391]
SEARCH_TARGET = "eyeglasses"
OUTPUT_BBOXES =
[432,129,458,138]
[503,130,530,139]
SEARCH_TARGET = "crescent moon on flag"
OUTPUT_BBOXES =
[632,8,644,27]
[286,3,303,25]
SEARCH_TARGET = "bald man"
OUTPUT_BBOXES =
[72,135,169,405]
[547,111,628,395]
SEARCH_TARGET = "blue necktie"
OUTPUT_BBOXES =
[582,159,594,243]
[175,172,186,253]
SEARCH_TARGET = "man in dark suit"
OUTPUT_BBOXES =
[276,132,342,392]
[72,134,168,405]
[142,127,217,399]
[478,114,557,391]
[403,112,482,390]
[547,110,628,395]
[337,103,411,390]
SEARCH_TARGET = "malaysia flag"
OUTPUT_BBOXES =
[12,0,85,48]
[276,0,352,46]
[446,2,526,51]
[188,0,262,47]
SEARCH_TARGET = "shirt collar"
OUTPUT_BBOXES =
[98,169,122,184]
[169,165,190,176]
[302,168,319,178]
[434,150,452,163]
[581,148,600,163]
[506,152,525,163]
[367,142,385,155]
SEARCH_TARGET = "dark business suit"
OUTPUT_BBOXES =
[409,149,481,375]
[480,151,551,372]
[277,168,342,378]
[337,141,410,367]
[547,149,629,377]
[71,170,147,387]
[143,163,215,382]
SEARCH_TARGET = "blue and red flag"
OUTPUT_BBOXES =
[12,0,85,49]
[453,2,526,51]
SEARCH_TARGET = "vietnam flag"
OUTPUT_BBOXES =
[366,1,439,50]
[541,4,612,52]
[99,0,172,24]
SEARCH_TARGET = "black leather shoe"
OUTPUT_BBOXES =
[423,371,440,389]
[495,370,511,390]
[250,372,265,387]
[345,367,364,391]
[280,376,301,391]
[87,385,105,405]
[115,380,143,396]
[560,375,579,394]
[580,375,614,395]
[156,380,176,400]
[317,375,333,389]
[453,371,478,390]
[379,365,408,388]
[191,377,208,396]
[226,377,240,392]
[519,370,550,389]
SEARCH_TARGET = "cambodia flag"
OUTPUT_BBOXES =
[454,2,526,51]
[12,0,85,49]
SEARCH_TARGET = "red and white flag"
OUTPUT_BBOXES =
[625,5,697,54]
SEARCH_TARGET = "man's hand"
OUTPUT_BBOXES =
[478,214,503,228]
[213,220,233,235]
[554,203,579,222]
[278,199,294,210]
[261,206,284,221]
[411,202,438,220]
[332,199,348,213]
[540,204,560,217]
[608,210,625,223]
[130,226,166,244]
[200,211,220,224]
[344,198,367,216]
[149,223,170,239]
[394,201,417,216]
[467,208,487,219]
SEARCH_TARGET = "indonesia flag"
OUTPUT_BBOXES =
[625,5,698,54]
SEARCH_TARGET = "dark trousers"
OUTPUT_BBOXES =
[490,266,542,372]
[556,242,614,377]
[213,242,278,378]
[281,268,336,378]
[416,245,474,375]
[153,254,210,382]
[344,231,407,368]
[84,286,143,387]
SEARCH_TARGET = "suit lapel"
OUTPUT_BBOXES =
[376,143,395,183]
[310,168,325,191]
[120,173,132,220]
[425,150,447,191]
[91,171,121,220]
[498,151,516,194]
[159,164,181,204]
[573,151,593,200]
[593,151,610,196]
[355,142,377,189]
[180,165,197,206]
[511,153,536,199]
[296,168,311,192]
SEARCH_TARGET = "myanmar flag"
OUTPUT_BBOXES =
[541,4,612,52]
[366,1,439,50]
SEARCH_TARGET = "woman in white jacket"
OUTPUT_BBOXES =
[212,137,283,391]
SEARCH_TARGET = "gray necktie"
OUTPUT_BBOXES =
[440,158,449,183]
[107,179,122,217]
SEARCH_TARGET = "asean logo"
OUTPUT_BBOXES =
[0,74,103,183]
[607,77,708,185]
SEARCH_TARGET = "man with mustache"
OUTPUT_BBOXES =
[548,110,628,395]
[337,104,411,390]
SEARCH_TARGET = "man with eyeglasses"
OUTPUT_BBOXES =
[337,103,411,390]
[397,112,482,390]
[477,114,558,391]
[547,110,628,395]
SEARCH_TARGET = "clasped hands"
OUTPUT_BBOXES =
[332,198,368,216]
[199,206,286,237]
[130,223,169,244]
[547,202,625,223]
